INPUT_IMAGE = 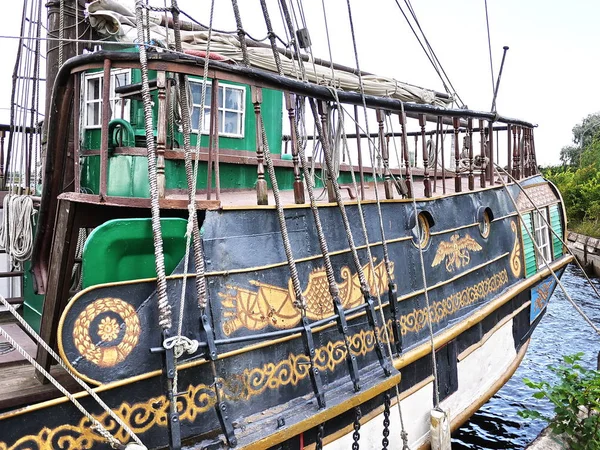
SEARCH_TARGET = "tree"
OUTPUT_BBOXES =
[560,113,600,166]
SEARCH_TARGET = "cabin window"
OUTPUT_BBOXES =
[189,81,245,138]
[82,69,131,129]
[532,208,552,268]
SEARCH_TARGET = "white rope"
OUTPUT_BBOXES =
[493,165,600,336]
[0,295,146,449]
[0,194,35,270]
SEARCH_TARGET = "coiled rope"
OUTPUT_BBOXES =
[0,194,35,270]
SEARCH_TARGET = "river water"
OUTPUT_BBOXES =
[452,264,600,449]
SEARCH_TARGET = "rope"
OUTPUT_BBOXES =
[492,165,600,336]
[399,104,442,416]
[496,166,600,303]
[0,295,146,449]
[134,0,171,331]
[167,0,214,393]
[58,0,64,67]
[0,194,35,270]
[231,0,250,67]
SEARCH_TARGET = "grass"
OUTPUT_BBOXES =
[569,220,600,239]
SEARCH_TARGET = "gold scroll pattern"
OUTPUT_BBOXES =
[431,234,483,273]
[0,268,511,450]
[0,325,389,450]
[401,269,509,335]
[219,258,392,336]
[534,278,554,312]
[510,220,522,278]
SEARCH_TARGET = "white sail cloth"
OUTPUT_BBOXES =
[85,0,452,108]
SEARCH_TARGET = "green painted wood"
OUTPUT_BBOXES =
[22,259,44,333]
[81,218,187,288]
[549,204,564,259]
[521,212,537,277]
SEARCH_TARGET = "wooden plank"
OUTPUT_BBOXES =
[35,199,78,382]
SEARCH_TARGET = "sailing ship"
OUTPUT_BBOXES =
[0,1,573,449]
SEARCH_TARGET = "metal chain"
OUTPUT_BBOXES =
[352,406,362,450]
[134,0,171,330]
[382,392,391,450]
[316,424,324,450]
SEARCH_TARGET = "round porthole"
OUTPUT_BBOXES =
[479,209,491,238]
[412,213,431,249]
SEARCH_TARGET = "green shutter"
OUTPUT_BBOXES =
[521,213,537,277]
[549,204,564,259]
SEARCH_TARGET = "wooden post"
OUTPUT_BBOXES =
[156,71,167,198]
[318,101,335,203]
[207,79,219,200]
[513,125,520,180]
[286,92,305,203]
[377,109,393,199]
[252,86,268,205]
[479,119,486,188]
[419,114,431,197]
[0,129,5,188]
[433,116,441,193]
[488,121,495,184]
[506,123,512,180]
[517,126,522,179]
[99,59,111,199]
[354,105,366,200]
[453,117,461,193]
[73,74,80,194]
[467,118,474,190]
[400,112,412,198]
[530,128,538,174]
[35,200,79,382]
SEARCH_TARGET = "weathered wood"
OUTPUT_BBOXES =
[419,114,431,197]
[377,110,393,199]
[399,112,412,198]
[156,71,167,198]
[73,74,81,194]
[57,191,221,210]
[207,79,219,200]
[35,199,78,382]
[318,101,336,203]
[354,106,366,200]
[488,121,495,184]
[285,92,305,204]
[453,117,461,193]
[251,86,268,205]
[99,59,111,199]
[479,120,486,188]
[467,118,474,191]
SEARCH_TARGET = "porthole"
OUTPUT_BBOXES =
[479,209,491,238]
[412,213,431,249]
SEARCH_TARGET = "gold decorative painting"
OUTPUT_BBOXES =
[431,234,482,272]
[219,258,393,335]
[510,220,522,278]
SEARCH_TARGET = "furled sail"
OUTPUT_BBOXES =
[85,0,453,107]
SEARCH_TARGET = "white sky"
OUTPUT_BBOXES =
[1,0,599,166]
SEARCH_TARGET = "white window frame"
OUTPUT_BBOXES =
[532,208,552,268]
[189,80,246,139]
[82,68,132,130]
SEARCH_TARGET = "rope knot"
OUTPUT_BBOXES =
[163,336,200,358]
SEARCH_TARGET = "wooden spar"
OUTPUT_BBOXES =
[354,105,365,200]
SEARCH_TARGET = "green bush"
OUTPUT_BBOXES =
[519,353,600,450]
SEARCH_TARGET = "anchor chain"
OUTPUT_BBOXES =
[382,392,391,450]
[316,424,324,450]
[352,406,362,450]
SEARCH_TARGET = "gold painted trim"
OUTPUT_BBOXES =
[305,375,436,450]
[393,255,571,370]
[238,373,401,450]
[430,222,478,237]
[457,301,530,361]
[15,255,571,422]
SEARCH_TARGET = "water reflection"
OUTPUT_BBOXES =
[453,264,600,449]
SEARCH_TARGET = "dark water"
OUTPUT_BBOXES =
[452,264,600,449]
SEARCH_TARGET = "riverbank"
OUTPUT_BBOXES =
[526,427,567,450]
[567,231,600,277]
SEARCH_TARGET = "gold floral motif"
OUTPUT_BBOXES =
[219,258,392,335]
[0,324,389,450]
[400,269,509,335]
[510,220,522,278]
[431,234,482,272]
[98,317,119,342]
[73,298,141,368]
[534,278,553,311]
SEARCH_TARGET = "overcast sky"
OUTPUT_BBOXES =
[1,0,599,166]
